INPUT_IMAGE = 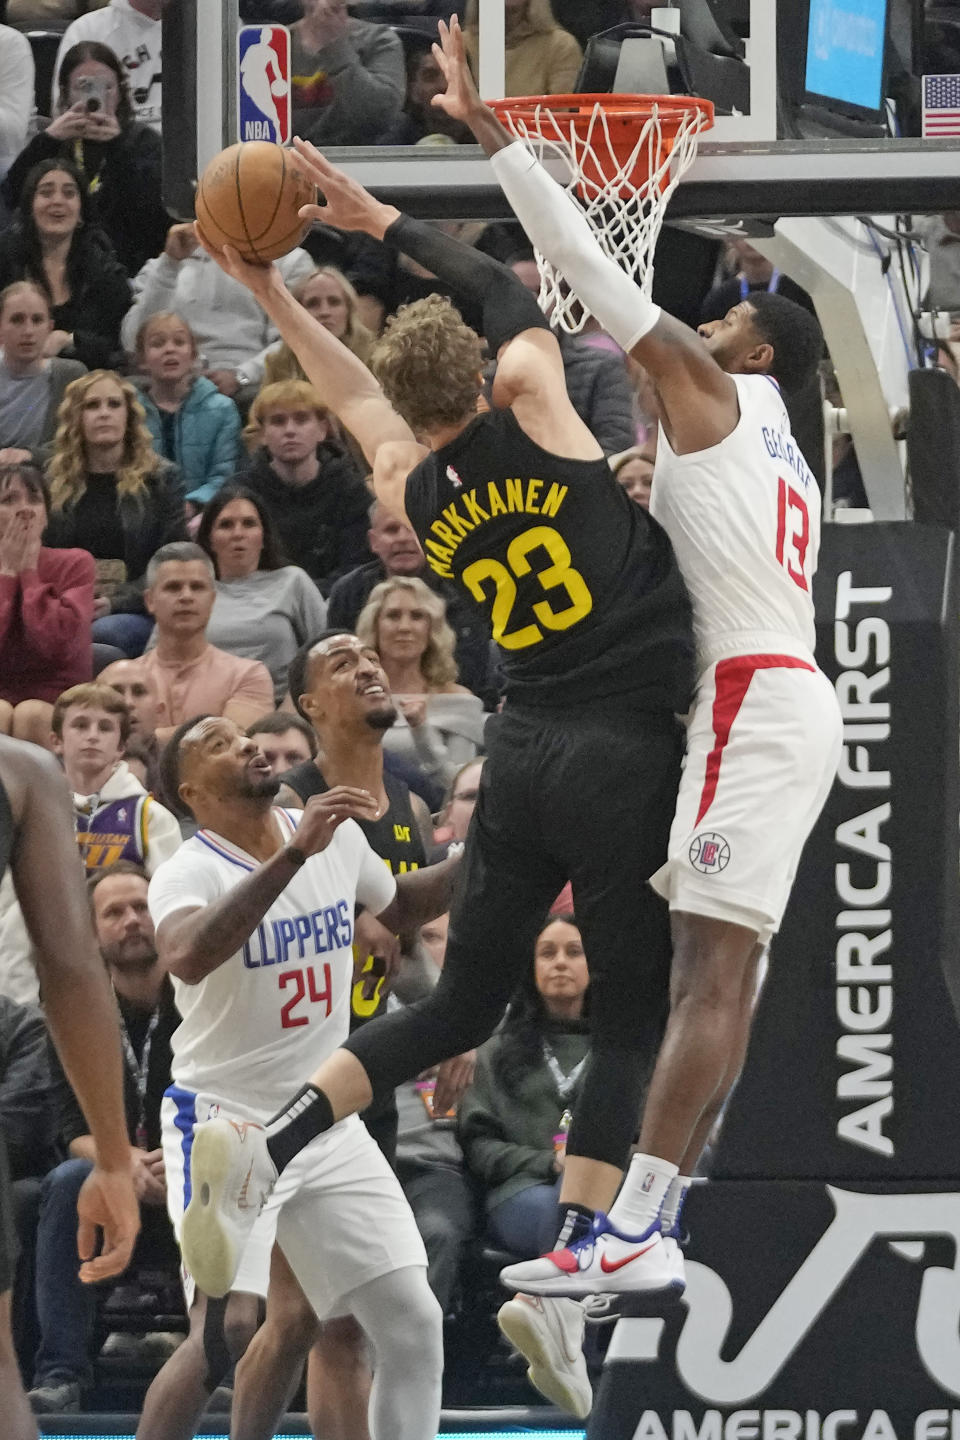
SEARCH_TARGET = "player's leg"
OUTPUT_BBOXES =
[136,1289,262,1440]
[501,710,683,1294]
[275,1123,443,1440]
[140,1088,270,1439]
[0,701,13,735]
[306,1318,372,1440]
[0,1292,37,1440]
[230,1247,321,1440]
[677,935,764,1175]
[342,1267,443,1440]
[613,661,842,1228]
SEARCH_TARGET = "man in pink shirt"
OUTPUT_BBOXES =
[140,544,273,743]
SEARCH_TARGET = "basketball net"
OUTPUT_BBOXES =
[490,96,713,334]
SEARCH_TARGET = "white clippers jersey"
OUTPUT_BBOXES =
[148,809,397,1116]
[651,373,820,671]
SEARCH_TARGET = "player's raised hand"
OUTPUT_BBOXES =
[432,15,480,122]
[193,224,286,305]
[291,787,381,857]
[76,1162,140,1284]
[289,138,400,240]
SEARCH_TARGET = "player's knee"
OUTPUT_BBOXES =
[386,1287,443,1387]
[222,1297,261,1365]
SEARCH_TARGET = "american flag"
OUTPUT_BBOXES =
[922,74,960,137]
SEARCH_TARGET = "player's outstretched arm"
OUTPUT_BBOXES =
[432,16,738,452]
[376,850,461,936]
[4,738,140,1281]
[289,135,548,363]
[194,226,417,468]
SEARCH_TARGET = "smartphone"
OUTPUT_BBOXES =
[73,74,110,112]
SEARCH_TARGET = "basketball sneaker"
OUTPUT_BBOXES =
[497,1294,592,1419]
[500,1210,683,1298]
[661,1225,688,1289]
[181,1116,277,1298]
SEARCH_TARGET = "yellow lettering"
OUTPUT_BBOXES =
[525,478,543,513]
[426,539,454,563]
[540,482,568,518]
[463,491,490,525]
[393,824,411,843]
[505,477,524,512]
[487,481,507,516]
[442,503,472,538]
[427,557,453,579]
[431,519,457,546]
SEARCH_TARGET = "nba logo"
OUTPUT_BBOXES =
[238,25,291,144]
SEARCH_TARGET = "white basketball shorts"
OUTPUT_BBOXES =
[649,652,842,942]
[162,1086,427,1314]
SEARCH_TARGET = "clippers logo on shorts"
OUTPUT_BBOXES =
[689,832,731,874]
[238,25,292,143]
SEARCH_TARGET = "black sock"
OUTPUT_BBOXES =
[554,1202,595,1250]
[264,1084,334,1174]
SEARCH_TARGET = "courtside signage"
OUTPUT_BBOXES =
[238,25,292,145]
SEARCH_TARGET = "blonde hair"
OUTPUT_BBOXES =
[48,370,162,509]
[263,267,374,388]
[0,280,51,322]
[370,295,483,437]
[134,311,198,365]
[243,379,330,454]
[357,575,459,690]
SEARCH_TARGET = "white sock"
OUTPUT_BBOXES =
[608,1153,679,1235]
[659,1174,692,1235]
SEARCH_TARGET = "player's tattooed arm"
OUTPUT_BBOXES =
[376,850,462,935]
[159,789,380,984]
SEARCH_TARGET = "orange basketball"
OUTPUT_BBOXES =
[195,142,316,265]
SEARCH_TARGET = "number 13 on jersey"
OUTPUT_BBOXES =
[776,478,810,591]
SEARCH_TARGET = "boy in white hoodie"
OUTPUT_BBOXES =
[51,680,181,874]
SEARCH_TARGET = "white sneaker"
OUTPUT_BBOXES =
[661,1231,687,1289]
[500,1210,684,1298]
[498,1294,592,1419]
[180,1116,277,1298]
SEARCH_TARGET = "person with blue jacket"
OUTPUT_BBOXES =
[133,311,241,511]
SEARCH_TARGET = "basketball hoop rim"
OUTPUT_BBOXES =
[488,92,715,131]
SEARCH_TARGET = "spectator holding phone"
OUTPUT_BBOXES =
[2,42,169,277]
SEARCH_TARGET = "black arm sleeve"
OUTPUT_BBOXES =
[383,213,551,355]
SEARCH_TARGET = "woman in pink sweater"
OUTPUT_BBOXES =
[0,461,94,747]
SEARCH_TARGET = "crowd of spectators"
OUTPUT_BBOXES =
[0,0,953,1423]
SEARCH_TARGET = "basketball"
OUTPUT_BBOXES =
[195,141,316,265]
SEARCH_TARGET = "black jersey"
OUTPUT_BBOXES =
[403,408,694,710]
[281,762,427,1023]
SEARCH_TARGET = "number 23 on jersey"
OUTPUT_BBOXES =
[461,524,594,650]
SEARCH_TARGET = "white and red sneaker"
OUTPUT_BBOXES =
[497,1294,592,1419]
[500,1211,684,1299]
[660,1221,688,1289]
[181,1116,277,1298]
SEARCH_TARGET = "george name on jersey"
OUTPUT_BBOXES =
[242,898,353,969]
[424,477,569,579]
[762,423,816,491]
